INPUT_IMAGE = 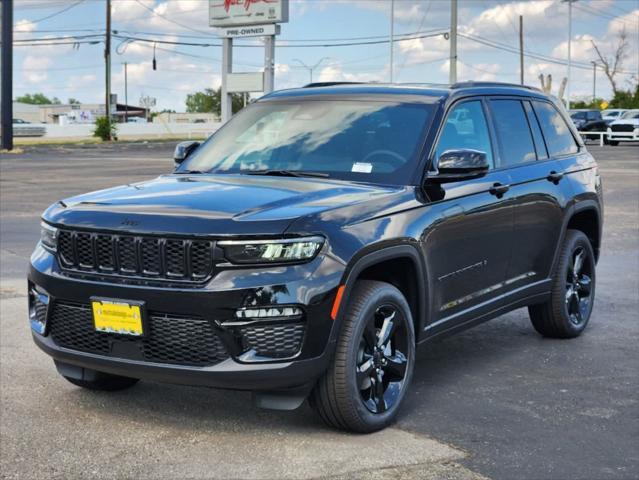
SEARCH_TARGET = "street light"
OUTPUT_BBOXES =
[292,57,331,84]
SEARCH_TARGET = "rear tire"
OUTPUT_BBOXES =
[62,371,139,391]
[528,229,596,338]
[310,280,415,433]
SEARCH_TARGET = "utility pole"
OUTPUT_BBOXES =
[449,0,458,84]
[591,61,597,103]
[123,62,128,122]
[1,0,13,151]
[389,0,394,83]
[562,0,577,109]
[105,0,112,138]
[519,15,524,85]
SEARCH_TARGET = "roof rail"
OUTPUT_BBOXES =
[450,81,542,92]
[302,82,365,88]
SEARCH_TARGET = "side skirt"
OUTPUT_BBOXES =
[419,280,552,344]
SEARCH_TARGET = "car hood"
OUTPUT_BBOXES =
[610,119,639,126]
[43,174,418,236]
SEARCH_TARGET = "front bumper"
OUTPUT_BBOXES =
[29,244,344,391]
[607,129,639,141]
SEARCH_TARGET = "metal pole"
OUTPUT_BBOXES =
[449,0,457,84]
[591,61,596,103]
[566,0,573,109]
[221,37,233,123]
[264,35,275,93]
[519,15,524,85]
[105,0,112,137]
[123,62,128,122]
[389,0,394,83]
[1,0,14,151]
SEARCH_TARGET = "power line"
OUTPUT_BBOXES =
[29,0,86,24]
[132,0,210,35]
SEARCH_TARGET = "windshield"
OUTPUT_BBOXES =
[620,110,639,119]
[178,100,434,184]
[570,112,586,119]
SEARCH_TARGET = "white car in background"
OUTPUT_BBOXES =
[602,109,627,124]
[607,110,639,145]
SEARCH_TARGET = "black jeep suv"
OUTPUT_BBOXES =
[29,82,603,432]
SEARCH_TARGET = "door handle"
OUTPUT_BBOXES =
[489,182,510,198]
[547,171,564,184]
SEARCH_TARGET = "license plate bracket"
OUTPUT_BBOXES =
[91,297,146,337]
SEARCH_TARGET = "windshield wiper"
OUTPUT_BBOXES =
[174,169,207,175]
[244,169,329,178]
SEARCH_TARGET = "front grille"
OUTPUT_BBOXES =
[48,301,229,367]
[57,229,214,283]
[611,124,635,132]
[239,323,305,358]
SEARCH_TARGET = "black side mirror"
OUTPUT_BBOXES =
[428,149,489,183]
[173,141,201,166]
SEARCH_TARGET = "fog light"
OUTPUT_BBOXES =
[236,306,303,319]
[28,286,50,334]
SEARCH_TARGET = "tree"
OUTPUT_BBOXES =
[185,87,244,116]
[15,93,61,105]
[68,98,81,105]
[609,84,639,109]
[591,28,629,95]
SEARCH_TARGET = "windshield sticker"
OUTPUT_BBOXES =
[352,162,373,173]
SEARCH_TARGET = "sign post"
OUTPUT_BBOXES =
[210,0,288,123]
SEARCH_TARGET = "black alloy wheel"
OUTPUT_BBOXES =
[356,304,410,414]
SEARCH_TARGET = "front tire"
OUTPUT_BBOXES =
[310,280,415,433]
[529,229,596,338]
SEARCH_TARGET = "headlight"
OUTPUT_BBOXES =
[219,236,324,265]
[40,222,58,252]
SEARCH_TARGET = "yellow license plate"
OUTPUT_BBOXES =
[92,299,144,336]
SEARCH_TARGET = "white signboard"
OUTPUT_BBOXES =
[209,0,289,27]
[217,24,279,38]
[227,72,264,93]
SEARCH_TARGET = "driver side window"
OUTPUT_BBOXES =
[434,100,494,169]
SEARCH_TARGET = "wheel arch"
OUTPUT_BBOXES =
[333,243,428,343]
[551,201,602,277]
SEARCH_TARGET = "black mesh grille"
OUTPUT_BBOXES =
[611,124,634,132]
[239,323,305,358]
[56,229,215,283]
[48,302,228,367]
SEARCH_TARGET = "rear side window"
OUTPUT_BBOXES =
[490,100,537,167]
[532,101,579,157]
[524,101,548,160]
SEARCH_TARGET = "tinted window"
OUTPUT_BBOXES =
[434,100,494,168]
[490,100,537,167]
[586,111,600,120]
[180,100,434,185]
[524,101,548,160]
[533,101,579,156]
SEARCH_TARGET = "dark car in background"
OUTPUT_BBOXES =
[569,109,608,141]
[29,82,603,432]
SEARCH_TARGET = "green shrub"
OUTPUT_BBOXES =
[93,117,117,141]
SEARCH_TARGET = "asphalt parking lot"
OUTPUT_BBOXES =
[1,142,637,480]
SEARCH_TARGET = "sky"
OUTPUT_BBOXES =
[12,0,639,112]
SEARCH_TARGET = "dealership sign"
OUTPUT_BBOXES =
[217,24,280,38]
[209,0,289,27]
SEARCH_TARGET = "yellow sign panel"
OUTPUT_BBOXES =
[600,100,609,110]
[92,300,143,336]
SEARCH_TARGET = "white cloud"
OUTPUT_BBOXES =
[14,19,37,33]
[440,60,501,82]
[22,55,53,84]
[317,63,388,83]
[112,0,209,34]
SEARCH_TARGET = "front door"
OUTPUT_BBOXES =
[422,99,514,329]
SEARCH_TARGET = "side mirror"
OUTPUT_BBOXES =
[429,149,489,183]
[173,141,201,166]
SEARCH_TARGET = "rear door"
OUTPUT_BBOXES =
[487,97,571,291]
